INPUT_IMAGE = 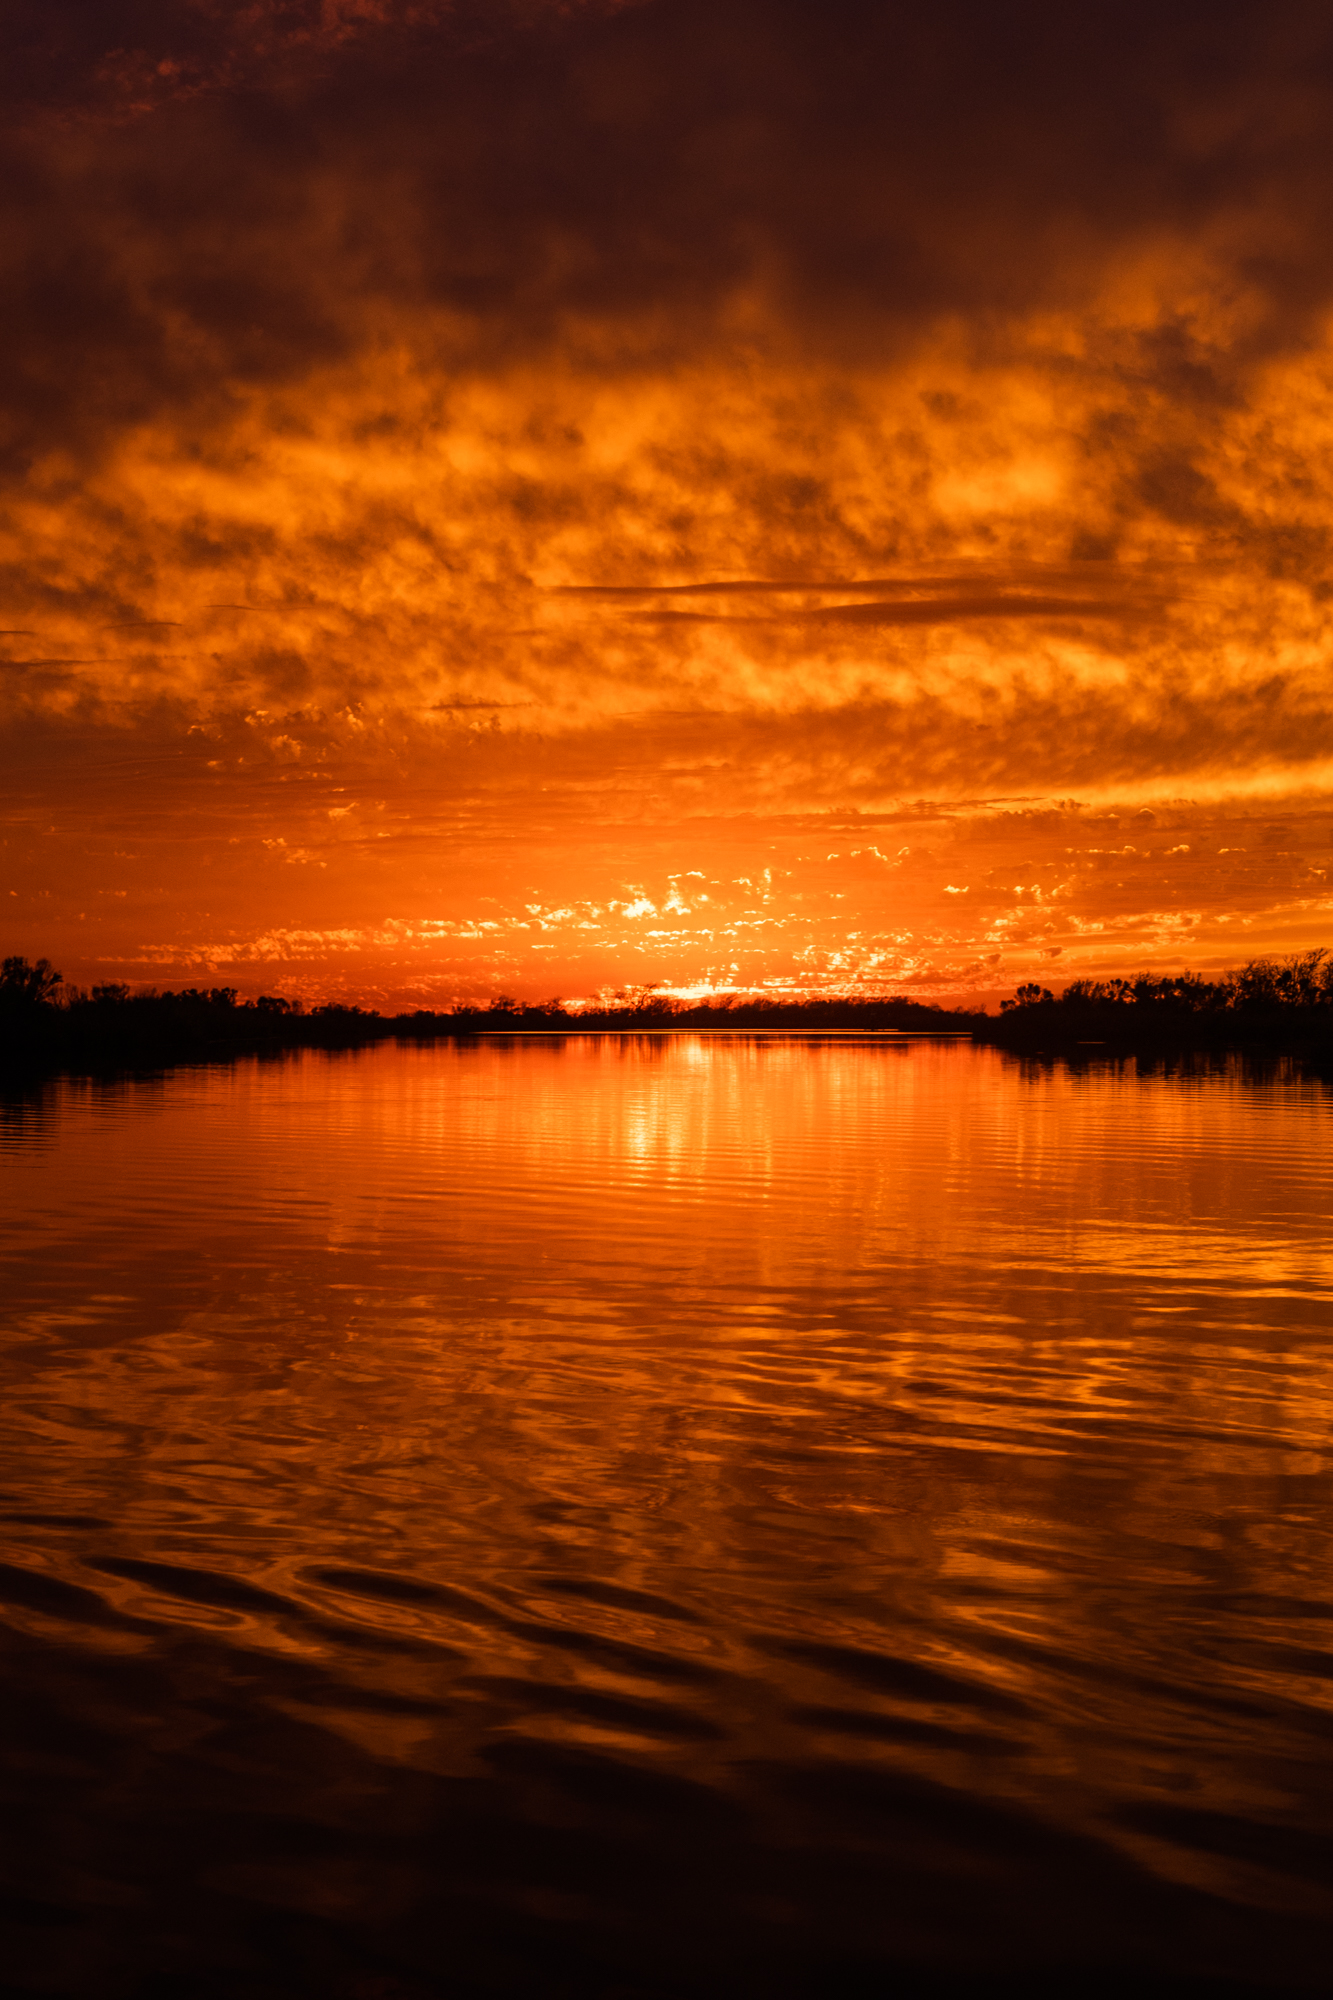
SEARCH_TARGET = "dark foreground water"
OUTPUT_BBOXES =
[3,1038,1333,2000]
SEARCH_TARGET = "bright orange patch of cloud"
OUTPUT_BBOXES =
[5,0,1333,1003]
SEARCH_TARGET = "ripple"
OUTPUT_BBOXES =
[88,1555,300,1620]
[3,1038,1333,1993]
[759,1636,1036,1716]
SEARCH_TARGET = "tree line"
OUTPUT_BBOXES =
[6,950,1333,1072]
[988,951,1333,1054]
[0,957,973,1070]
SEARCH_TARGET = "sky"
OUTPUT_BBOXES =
[6,0,1333,1008]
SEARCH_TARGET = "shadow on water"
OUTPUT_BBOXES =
[3,1040,1333,1997]
[3,1590,1328,2000]
[1021,1049,1333,1089]
[0,1076,64,1153]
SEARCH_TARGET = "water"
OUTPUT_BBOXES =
[2,1037,1332,1998]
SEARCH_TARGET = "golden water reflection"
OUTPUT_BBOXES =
[2,1039,1332,1995]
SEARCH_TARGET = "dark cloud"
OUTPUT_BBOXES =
[3,0,1333,474]
[632,594,1166,627]
[552,570,1171,597]
[7,0,1333,997]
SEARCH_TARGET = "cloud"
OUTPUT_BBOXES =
[629,592,1167,628]
[7,0,1333,995]
[4,0,1333,464]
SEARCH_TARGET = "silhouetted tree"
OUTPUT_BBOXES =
[0,956,62,1008]
[1000,983,1053,1012]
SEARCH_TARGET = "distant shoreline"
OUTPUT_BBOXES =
[0,981,985,1077]
[5,954,1333,1078]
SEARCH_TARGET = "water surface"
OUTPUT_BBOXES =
[3,1037,1333,1997]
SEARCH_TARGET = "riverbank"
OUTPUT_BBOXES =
[0,979,982,1076]
[7,954,1333,1077]
[971,965,1333,1063]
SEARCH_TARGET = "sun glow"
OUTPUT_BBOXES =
[6,1,1333,1005]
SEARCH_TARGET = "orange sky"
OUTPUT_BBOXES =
[6,0,1333,1006]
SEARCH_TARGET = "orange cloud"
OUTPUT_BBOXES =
[6,0,1333,1000]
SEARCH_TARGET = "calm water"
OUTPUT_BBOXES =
[2,1037,1333,1999]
